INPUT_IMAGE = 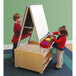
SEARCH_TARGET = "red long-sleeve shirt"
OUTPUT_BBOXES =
[13,23,21,38]
[52,32,66,49]
[12,23,31,43]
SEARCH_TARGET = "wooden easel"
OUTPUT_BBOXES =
[14,5,52,74]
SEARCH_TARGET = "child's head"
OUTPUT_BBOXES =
[58,25,68,36]
[13,13,22,23]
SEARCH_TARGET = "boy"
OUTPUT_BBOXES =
[11,13,22,61]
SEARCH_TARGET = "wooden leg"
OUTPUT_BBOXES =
[15,64,18,68]
[39,71,43,74]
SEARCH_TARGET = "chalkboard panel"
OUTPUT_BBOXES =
[22,8,33,36]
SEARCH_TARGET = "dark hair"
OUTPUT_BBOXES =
[58,25,68,36]
[13,13,21,21]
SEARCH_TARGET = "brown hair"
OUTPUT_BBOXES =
[58,25,68,36]
[13,13,21,21]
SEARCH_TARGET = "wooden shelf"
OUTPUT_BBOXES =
[43,51,51,64]
[43,57,52,71]
[24,26,34,29]
[43,57,49,64]
[17,43,41,53]
[43,49,50,57]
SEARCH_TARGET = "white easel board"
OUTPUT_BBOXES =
[29,5,49,41]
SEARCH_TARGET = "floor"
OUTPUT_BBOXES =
[4,47,72,76]
[65,44,72,51]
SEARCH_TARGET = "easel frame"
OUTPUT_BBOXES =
[17,7,40,48]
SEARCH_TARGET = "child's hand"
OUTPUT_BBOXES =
[50,33,53,36]
[51,37,54,39]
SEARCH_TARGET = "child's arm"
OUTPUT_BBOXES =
[51,36,66,43]
[53,32,58,35]
[50,32,58,36]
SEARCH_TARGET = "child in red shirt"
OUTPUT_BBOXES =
[50,25,68,69]
[11,13,22,61]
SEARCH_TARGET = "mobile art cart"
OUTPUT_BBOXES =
[14,5,53,74]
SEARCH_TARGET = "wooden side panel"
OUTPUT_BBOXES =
[15,43,52,74]
[14,48,44,73]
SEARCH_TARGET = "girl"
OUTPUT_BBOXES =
[50,25,68,69]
